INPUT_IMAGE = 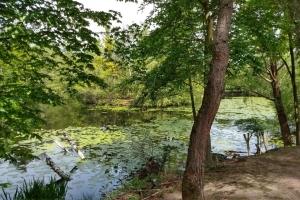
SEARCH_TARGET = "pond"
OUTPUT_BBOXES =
[0,97,277,199]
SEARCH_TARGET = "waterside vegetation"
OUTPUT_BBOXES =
[1,0,300,199]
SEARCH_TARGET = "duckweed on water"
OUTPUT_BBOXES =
[217,97,275,120]
[0,97,278,199]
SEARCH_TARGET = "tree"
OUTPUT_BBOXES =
[76,35,131,105]
[235,118,270,155]
[0,0,119,161]
[279,0,300,145]
[112,0,223,167]
[229,0,295,146]
[182,0,233,199]
[112,1,206,106]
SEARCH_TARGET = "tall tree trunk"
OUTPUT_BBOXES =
[286,0,300,145]
[288,36,300,145]
[269,62,294,146]
[203,0,214,82]
[188,75,214,167]
[203,0,215,169]
[182,1,233,199]
[189,76,197,120]
[197,0,216,168]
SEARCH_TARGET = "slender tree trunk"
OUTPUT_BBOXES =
[262,132,269,152]
[189,76,197,120]
[269,62,294,146]
[288,34,300,145]
[288,0,300,47]
[182,1,233,199]
[203,0,214,82]
[255,135,261,155]
[290,0,300,145]
[243,133,251,156]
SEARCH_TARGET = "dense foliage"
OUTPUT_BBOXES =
[110,0,211,107]
[0,0,120,161]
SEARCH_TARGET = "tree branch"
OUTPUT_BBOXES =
[266,65,276,82]
[240,86,274,101]
[277,62,285,71]
[280,55,292,76]
[259,73,272,83]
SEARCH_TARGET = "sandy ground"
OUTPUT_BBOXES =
[159,146,300,200]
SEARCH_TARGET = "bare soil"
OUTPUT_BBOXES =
[116,146,300,200]
[165,146,300,200]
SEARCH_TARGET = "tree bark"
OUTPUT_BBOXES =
[189,76,214,168]
[188,75,214,167]
[203,0,215,169]
[182,1,233,199]
[269,62,294,146]
[205,134,214,168]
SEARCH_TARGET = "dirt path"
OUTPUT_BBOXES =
[160,146,300,200]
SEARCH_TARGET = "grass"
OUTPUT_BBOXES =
[1,177,67,200]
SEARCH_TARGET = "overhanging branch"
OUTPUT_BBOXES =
[280,55,292,76]
[240,86,274,101]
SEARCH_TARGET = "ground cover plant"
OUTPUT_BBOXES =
[1,177,67,200]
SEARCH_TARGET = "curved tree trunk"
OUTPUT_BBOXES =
[188,76,214,168]
[182,1,233,199]
[269,62,294,146]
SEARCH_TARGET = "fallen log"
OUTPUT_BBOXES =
[63,133,85,160]
[70,166,78,173]
[54,140,69,153]
[44,153,72,181]
[54,166,78,184]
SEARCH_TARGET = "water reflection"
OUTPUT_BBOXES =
[41,103,192,130]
